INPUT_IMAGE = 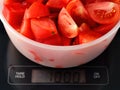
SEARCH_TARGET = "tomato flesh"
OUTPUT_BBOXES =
[58,8,78,38]
[86,2,120,24]
[31,18,58,42]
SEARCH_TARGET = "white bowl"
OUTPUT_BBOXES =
[0,0,120,68]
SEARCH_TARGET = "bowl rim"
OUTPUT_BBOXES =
[0,1,120,51]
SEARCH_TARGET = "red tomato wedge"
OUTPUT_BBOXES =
[78,23,102,44]
[20,18,35,40]
[20,10,35,40]
[26,1,50,19]
[2,3,27,28]
[86,2,120,24]
[46,0,70,10]
[31,18,58,42]
[58,8,78,38]
[66,0,96,26]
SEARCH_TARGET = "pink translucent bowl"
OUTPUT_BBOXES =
[0,0,120,68]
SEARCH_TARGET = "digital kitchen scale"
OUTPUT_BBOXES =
[0,21,120,90]
[7,40,109,86]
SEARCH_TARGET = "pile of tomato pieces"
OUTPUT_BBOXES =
[3,0,120,46]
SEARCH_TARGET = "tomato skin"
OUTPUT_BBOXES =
[86,2,120,24]
[58,8,78,38]
[31,18,58,42]
[26,1,50,19]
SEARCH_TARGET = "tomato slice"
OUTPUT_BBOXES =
[26,1,50,19]
[77,23,102,44]
[86,2,120,24]
[58,8,78,38]
[66,0,96,27]
[31,18,58,42]
[2,3,27,28]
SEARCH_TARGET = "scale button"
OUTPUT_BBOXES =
[86,67,108,84]
[15,72,25,79]
[8,67,31,84]
[93,72,101,79]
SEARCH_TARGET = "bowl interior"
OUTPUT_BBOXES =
[0,0,120,51]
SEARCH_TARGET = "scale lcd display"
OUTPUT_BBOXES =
[31,69,86,84]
